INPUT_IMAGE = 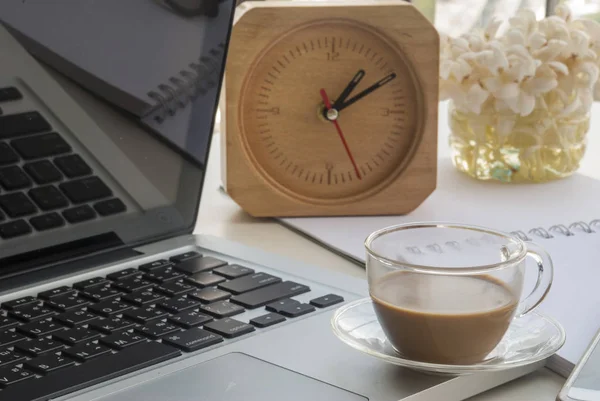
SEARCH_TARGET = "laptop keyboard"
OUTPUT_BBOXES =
[0,251,344,400]
[0,87,126,240]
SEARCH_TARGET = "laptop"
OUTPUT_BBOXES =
[0,1,544,400]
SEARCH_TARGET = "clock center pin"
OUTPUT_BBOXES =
[326,108,339,121]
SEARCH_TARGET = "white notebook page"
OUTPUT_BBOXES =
[280,158,600,264]
[528,232,600,373]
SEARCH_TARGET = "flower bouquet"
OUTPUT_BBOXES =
[441,5,600,182]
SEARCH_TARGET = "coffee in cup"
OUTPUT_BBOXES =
[370,271,518,364]
[365,223,553,365]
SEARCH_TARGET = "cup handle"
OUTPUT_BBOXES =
[516,242,554,317]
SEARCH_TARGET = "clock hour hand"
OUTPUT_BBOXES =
[336,72,397,112]
[332,69,365,110]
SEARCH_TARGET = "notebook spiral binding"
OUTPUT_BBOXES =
[511,219,600,241]
[403,220,600,255]
[146,43,226,123]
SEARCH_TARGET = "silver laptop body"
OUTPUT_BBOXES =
[0,2,542,400]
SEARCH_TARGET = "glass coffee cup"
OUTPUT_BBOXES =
[365,222,553,365]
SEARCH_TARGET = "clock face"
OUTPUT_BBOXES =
[239,20,422,202]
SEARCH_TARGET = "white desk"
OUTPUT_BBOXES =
[196,130,569,401]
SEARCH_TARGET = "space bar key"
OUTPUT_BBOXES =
[0,341,181,401]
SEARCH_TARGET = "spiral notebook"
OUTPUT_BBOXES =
[0,0,229,119]
[278,158,600,377]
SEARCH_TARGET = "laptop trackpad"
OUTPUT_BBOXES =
[97,352,367,401]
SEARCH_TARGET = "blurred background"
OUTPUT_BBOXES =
[412,0,600,36]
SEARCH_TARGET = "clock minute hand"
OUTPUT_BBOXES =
[332,69,365,110]
[336,72,397,112]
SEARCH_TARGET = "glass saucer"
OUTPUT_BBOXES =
[331,298,566,376]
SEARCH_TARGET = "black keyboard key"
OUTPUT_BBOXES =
[0,330,27,347]
[279,303,316,318]
[24,353,75,375]
[230,281,311,309]
[63,342,111,362]
[55,309,98,327]
[0,193,36,218]
[163,328,223,352]
[250,312,286,328]
[9,304,55,322]
[15,337,64,356]
[53,327,101,345]
[144,266,184,284]
[28,185,69,211]
[122,289,165,307]
[53,154,92,178]
[107,268,140,281]
[73,277,107,290]
[89,317,135,334]
[169,251,201,264]
[188,288,231,304]
[204,318,255,339]
[2,296,37,310]
[218,273,282,295]
[59,176,111,204]
[0,365,34,387]
[134,321,180,340]
[0,166,31,190]
[0,219,31,239]
[45,294,89,312]
[30,212,65,231]
[100,331,146,350]
[139,259,173,272]
[79,285,122,302]
[168,311,212,329]
[23,160,62,184]
[155,280,195,297]
[0,87,22,103]
[185,272,225,288]
[11,132,70,160]
[265,298,300,313]
[112,276,153,293]
[0,316,18,331]
[62,205,96,223]
[0,111,51,139]
[38,286,75,300]
[17,319,64,338]
[88,299,132,317]
[199,301,244,319]
[122,307,168,324]
[174,256,227,274]
[213,264,255,280]
[94,198,126,216]
[0,342,180,401]
[310,294,344,308]
[0,143,18,166]
[0,349,26,368]
[157,296,200,314]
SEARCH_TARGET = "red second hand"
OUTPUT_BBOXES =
[319,88,362,180]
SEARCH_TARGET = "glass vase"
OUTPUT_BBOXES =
[448,100,590,183]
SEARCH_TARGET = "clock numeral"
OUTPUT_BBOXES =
[326,52,340,61]
[256,107,280,115]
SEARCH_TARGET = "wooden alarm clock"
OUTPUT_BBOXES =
[221,0,439,217]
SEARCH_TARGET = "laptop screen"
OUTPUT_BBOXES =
[0,0,236,269]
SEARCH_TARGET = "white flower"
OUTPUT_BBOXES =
[464,84,489,114]
[439,4,599,118]
[440,57,472,81]
[555,4,573,22]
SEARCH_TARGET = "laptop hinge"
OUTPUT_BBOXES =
[0,232,140,283]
